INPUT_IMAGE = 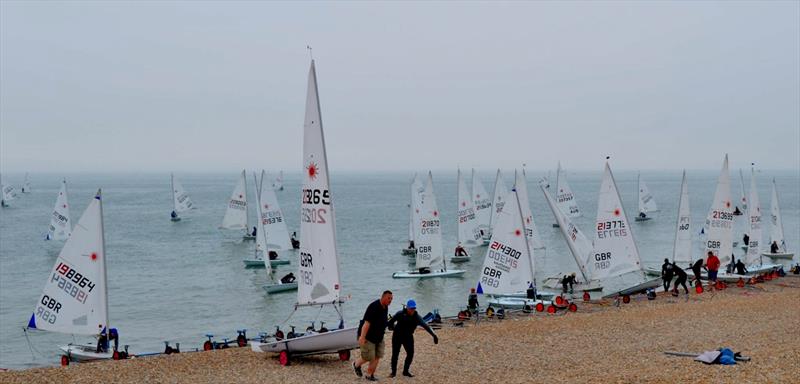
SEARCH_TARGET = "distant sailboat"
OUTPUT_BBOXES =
[393,172,465,278]
[46,179,72,241]
[220,170,253,240]
[472,169,493,243]
[488,169,508,236]
[402,174,424,256]
[257,172,296,293]
[1,173,17,207]
[552,162,581,227]
[170,173,194,221]
[243,171,291,268]
[762,178,794,261]
[456,169,481,255]
[27,191,127,364]
[634,174,658,221]
[22,173,31,193]
[273,171,284,191]
[645,170,692,276]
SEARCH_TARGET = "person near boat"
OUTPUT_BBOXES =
[735,260,748,275]
[268,250,278,260]
[726,254,737,274]
[354,291,393,382]
[251,226,257,237]
[280,272,295,284]
[407,240,415,251]
[706,251,720,283]
[672,265,688,295]
[733,206,742,215]
[770,241,780,254]
[387,299,438,378]
[96,328,119,353]
[170,210,178,219]
[454,243,468,257]
[690,259,705,286]
[467,287,479,313]
[661,259,674,291]
[561,273,576,294]
[639,212,647,219]
[742,233,749,246]
[291,232,300,249]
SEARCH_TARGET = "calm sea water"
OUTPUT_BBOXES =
[1,170,798,369]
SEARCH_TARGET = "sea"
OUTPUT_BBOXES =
[1,169,798,369]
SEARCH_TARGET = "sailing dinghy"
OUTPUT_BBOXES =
[221,170,254,240]
[22,172,31,193]
[273,171,284,191]
[634,174,658,221]
[552,162,581,227]
[170,173,194,221]
[46,179,72,241]
[244,171,291,267]
[741,167,782,273]
[27,190,127,363]
[255,173,297,293]
[762,178,794,261]
[250,60,358,364]
[393,172,465,278]
[488,169,508,236]
[646,171,693,276]
[472,169,493,244]
[401,174,424,256]
[1,173,17,207]
[453,169,480,262]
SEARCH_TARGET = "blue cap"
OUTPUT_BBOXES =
[406,299,417,309]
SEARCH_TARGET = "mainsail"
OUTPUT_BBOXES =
[767,178,788,253]
[489,169,508,232]
[457,169,481,246]
[540,181,593,283]
[744,166,762,265]
[415,172,444,271]
[672,171,692,265]
[171,174,194,213]
[477,186,535,296]
[254,173,274,277]
[22,173,31,193]
[28,191,109,336]
[703,155,734,265]
[555,162,581,218]
[258,170,292,250]
[515,170,545,250]
[637,174,658,216]
[297,60,342,306]
[408,174,424,243]
[472,169,492,235]
[220,170,249,230]
[47,179,72,241]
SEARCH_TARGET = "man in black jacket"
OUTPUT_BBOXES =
[354,291,393,381]
[387,299,438,378]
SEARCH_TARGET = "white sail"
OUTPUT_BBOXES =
[298,60,342,306]
[28,191,108,336]
[739,169,747,212]
[1,173,17,203]
[471,169,492,234]
[171,174,194,213]
[672,171,692,265]
[254,173,274,277]
[703,155,734,265]
[258,170,292,250]
[489,169,508,231]
[457,169,481,246]
[745,166,762,265]
[221,170,249,230]
[540,181,593,283]
[767,178,787,253]
[515,170,545,250]
[477,187,535,296]
[415,172,444,271]
[47,179,72,241]
[408,174,424,242]
[22,173,31,193]
[555,162,581,218]
[637,175,658,215]
[273,171,284,191]
[593,162,644,281]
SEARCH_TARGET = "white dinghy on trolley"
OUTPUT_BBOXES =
[393,172,466,278]
[250,59,358,365]
[26,190,129,365]
[170,173,194,221]
[45,178,72,241]
[762,178,794,262]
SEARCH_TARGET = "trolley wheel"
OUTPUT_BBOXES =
[485,307,494,317]
[457,310,470,320]
[583,291,591,301]
[203,340,213,351]
[555,296,565,306]
[237,335,247,347]
[60,355,70,366]
[113,350,120,360]
[568,303,578,312]
[622,295,631,304]
[535,303,544,312]
[338,349,351,361]
[279,350,291,366]
[547,305,556,314]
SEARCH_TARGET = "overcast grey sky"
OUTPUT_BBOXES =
[1,1,798,173]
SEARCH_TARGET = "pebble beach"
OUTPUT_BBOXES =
[3,275,798,384]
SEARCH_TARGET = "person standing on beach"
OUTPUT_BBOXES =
[690,259,705,286]
[672,264,689,295]
[661,259,674,291]
[387,299,439,378]
[354,291,393,381]
[706,251,720,284]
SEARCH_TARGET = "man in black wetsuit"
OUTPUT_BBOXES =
[387,299,438,378]
[251,226,257,237]
[742,233,750,246]
[735,260,748,275]
[672,263,688,295]
[690,259,705,286]
[770,241,780,254]
[661,259,674,291]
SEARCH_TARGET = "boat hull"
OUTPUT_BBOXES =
[392,269,465,279]
[170,217,181,222]
[603,277,661,298]
[634,217,652,222]
[762,252,794,260]
[242,235,256,241]
[450,255,470,263]
[542,276,603,292]
[60,344,113,362]
[263,282,298,293]
[251,327,358,356]
[401,248,416,256]
[243,258,291,268]
[487,297,552,309]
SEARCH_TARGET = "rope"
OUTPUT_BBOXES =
[22,327,45,360]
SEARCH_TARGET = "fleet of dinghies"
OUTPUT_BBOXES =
[8,58,797,369]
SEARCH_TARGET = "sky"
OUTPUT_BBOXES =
[1,1,798,173]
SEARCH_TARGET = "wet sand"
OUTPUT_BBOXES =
[3,276,799,383]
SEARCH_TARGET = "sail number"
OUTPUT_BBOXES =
[302,189,331,205]
[711,210,733,221]
[480,267,503,288]
[597,220,627,238]
[56,263,96,292]
[299,252,313,286]
[594,252,612,270]
[301,207,327,224]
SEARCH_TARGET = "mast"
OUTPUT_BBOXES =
[170,173,177,213]
[514,172,536,286]
[97,189,110,336]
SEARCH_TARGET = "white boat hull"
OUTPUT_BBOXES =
[263,282,298,293]
[603,277,662,298]
[762,252,794,260]
[170,217,181,222]
[634,217,652,222]
[450,255,470,263]
[243,258,291,267]
[487,297,552,309]
[251,327,358,356]
[542,276,603,292]
[392,269,465,278]
[60,344,113,362]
